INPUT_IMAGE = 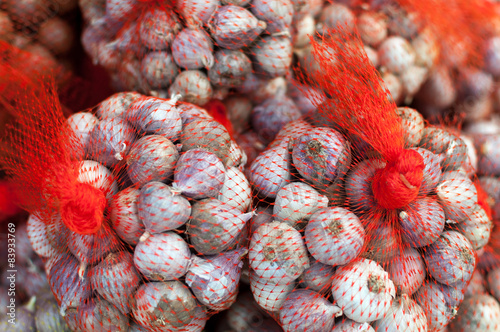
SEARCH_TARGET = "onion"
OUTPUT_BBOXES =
[251,35,293,78]
[305,207,365,266]
[423,230,475,285]
[137,181,191,235]
[133,231,191,281]
[249,270,295,312]
[140,51,180,90]
[456,205,492,251]
[387,247,426,296]
[251,0,294,34]
[396,107,424,147]
[465,270,487,297]
[172,28,214,70]
[27,213,59,258]
[399,196,445,248]
[345,158,383,212]
[90,251,141,315]
[371,294,427,332]
[291,127,351,187]
[173,149,226,199]
[208,5,266,49]
[88,117,136,168]
[180,119,231,164]
[411,147,442,196]
[332,320,375,331]
[249,143,292,198]
[96,92,142,120]
[109,187,144,246]
[126,135,179,186]
[332,258,396,323]
[132,281,197,331]
[208,49,252,88]
[273,182,329,227]
[279,289,342,331]
[436,171,478,222]
[487,266,500,302]
[168,70,213,106]
[249,221,309,282]
[138,8,181,49]
[76,297,129,331]
[77,160,118,204]
[419,128,468,172]
[414,281,455,331]
[34,290,70,331]
[188,198,252,255]
[186,248,246,310]
[217,166,252,212]
[300,258,335,294]
[67,112,99,160]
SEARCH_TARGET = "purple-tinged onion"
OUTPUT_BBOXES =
[249,221,309,282]
[48,254,92,316]
[90,251,141,315]
[238,75,288,105]
[88,117,136,168]
[188,198,252,255]
[279,289,342,331]
[447,294,500,331]
[332,320,375,332]
[411,147,443,195]
[186,248,246,310]
[76,297,129,331]
[227,140,248,169]
[387,247,425,296]
[479,176,500,219]
[133,281,197,330]
[251,94,301,144]
[332,258,396,323]
[223,95,252,135]
[140,51,180,89]
[67,223,121,276]
[138,8,181,50]
[218,166,251,212]
[208,49,252,88]
[249,143,292,198]
[372,294,427,332]
[67,112,98,160]
[399,196,445,248]
[126,96,182,139]
[362,221,399,264]
[436,171,478,221]
[177,306,208,332]
[180,119,231,163]
[137,181,191,235]
[105,0,136,21]
[274,182,328,227]
[126,135,179,186]
[456,205,492,251]
[345,158,384,212]
[293,14,315,49]
[251,0,294,34]
[423,230,475,285]
[305,207,365,266]
[251,35,293,78]
[378,36,416,74]
[168,70,213,106]
[173,149,226,199]
[300,258,335,294]
[249,270,294,312]
[109,187,144,246]
[133,231,191,281]
[357,11,388,47]
[172,28,214,70]
[208,5,266,49]
[419,127,468,172]
[176,0,219,27]
[96,92,142,120]
[291,127,351,187]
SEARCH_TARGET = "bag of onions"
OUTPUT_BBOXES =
[0,54,255,330]
[241,26,494,331]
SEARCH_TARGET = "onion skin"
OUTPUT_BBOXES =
[387,247,426,296]
[372,294,427,332]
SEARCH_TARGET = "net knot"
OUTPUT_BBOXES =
[371,149,424,210]
[59,182,107,235]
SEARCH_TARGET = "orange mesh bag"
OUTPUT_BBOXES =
[241,25,495,331]
[0,49,257,330]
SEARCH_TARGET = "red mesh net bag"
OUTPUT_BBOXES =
[0,46,255,329]
[240,25,497,331]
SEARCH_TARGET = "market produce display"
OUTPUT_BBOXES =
[1,0,500,331]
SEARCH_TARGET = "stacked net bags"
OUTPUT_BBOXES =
[0,49,256,330]
[244,26,494,331]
